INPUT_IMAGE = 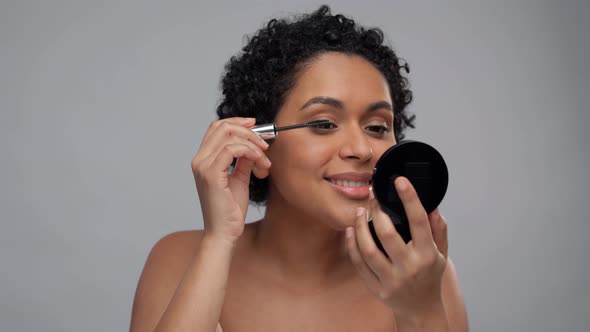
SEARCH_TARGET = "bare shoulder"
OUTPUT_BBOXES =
[146,230,205,266]
[139,230,206,283]
[441,257,470,332]
[130,230,206,331]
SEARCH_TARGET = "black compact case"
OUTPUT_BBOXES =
[368,140,449,254]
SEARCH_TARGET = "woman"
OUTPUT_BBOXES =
[130,6,468,331]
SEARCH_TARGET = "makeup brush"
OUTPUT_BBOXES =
[250,120,330,140]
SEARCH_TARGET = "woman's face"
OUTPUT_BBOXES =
[266,52,396,230]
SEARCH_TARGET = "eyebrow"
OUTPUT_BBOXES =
[299,96,393,112]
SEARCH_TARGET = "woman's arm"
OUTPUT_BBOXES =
[345,177,468,332]
[130,231,235,332]
[441,258,469,331]
[129,117,270,331]
[394,257,468,331]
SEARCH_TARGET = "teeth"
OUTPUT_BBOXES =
[329,179,369,187]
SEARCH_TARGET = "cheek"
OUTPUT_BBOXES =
[373,139,397,161]
[267,135,334,180]
[297,137,332,163]
[373,147,389,162]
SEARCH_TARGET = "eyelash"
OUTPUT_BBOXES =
[312,121,390,135]
[366,125,390,134]
[314,121,337,130]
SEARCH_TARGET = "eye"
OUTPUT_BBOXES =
[313,120,338,130]
[366,125,389,134]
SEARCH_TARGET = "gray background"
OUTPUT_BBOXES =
[2,0,589,331]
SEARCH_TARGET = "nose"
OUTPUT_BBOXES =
[338,126,374,163]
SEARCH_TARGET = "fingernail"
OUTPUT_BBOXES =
[369,187,375,200]
[356,207,365,217]
[395,177,407,192]
[345,227,353,238]
[260,137,269,147]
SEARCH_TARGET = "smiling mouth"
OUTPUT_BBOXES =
[324,177,371,200]
[326,178,371,187]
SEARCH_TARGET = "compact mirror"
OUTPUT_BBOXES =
[368,140,449,254]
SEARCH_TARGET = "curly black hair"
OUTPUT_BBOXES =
[216,5,415,204]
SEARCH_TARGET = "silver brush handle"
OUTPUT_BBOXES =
[250,123,277,140]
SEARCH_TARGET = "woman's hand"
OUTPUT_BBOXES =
[191,117,271,245]
[345,176,449,321]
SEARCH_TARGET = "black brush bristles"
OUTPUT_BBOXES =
[275,119,330,132]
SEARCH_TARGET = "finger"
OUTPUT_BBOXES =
[202,119,268,154]
[203,117,256,140]
[345,226,381,295]
[233,149,272,181]
[202,117,255,143]
[202,131,270,168]
[395,176,434,248]
[201,118,264,151]
[369,191,408,263]
[429,209,449,259]
[231,157,256,184]
[219,134,270,163]
[209,143,268,175]
[252,162,271,179]
[354,207,393,280]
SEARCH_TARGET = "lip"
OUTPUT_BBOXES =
[324,172,372,200]
[325,172,372,182]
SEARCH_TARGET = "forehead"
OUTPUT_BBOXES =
[286,52,392,105]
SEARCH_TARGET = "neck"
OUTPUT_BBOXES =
[250,192,355,288]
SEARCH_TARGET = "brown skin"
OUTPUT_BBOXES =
[130,53,468,331]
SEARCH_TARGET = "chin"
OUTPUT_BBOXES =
[323,206,360,231]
